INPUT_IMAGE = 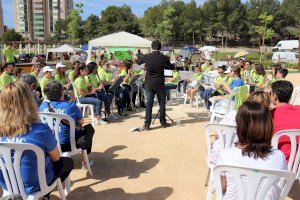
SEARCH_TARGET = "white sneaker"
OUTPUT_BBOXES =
[98,119,108,125]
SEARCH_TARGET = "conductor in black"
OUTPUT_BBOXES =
[137,40,171,131]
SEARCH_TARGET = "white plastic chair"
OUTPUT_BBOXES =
[38,112,93,195]
[205,124,237,190]
[210,85,248,123]
[272,129,300,183]
[210,165,295,200]
[71,82,97,125]
[0,142,66,200]
[289,86,300,106]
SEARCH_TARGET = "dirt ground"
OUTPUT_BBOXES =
[45,73,300,200]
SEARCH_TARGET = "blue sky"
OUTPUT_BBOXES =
[2,0,205,28]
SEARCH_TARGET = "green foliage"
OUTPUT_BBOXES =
[98,5,140,36]
[1,29,24,42]
[67,3,84,43]
[156,6,175,45]
[83,15,99,41]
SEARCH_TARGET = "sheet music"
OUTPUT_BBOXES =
[164,69,173,77]
[133,63,144,71]
[179,71,195,81]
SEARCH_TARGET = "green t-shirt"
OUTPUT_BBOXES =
[68,70,75,82]
[120,69,133,84]
[39,76,52,98]
[215,75,233,95]
[269,78,285,86]
[54,74,67,85]
[171,71,180,84]
[99,70,112,82]
[85,74,99,89]
[194,72,202,81]
[3,47,16,63]
[0,72,15,90]
[253,74,265,85]
[74,76,89,97]
[201,64,211,72]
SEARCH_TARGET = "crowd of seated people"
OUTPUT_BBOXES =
[0,51,298,199]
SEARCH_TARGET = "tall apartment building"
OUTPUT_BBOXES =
[14,0,73,41]
[0,0,4,37]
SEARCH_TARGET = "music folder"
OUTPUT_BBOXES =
[108,76,125,92]
[129,75,141,85]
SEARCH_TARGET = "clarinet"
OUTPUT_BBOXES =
[128,70,137,111]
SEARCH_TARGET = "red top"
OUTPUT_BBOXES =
[272,104,300,160]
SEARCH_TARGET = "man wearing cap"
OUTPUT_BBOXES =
[0,63,16,90]
[39,66,54,98]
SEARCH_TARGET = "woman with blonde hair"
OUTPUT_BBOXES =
[0,81,73,198]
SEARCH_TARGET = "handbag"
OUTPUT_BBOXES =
[77,124,95,150]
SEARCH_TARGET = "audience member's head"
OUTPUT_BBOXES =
[124,60,133,71]
[195,64,201,73]
[0,81,39,137]
[230,65,241,78]
[44,81,63,101]
[2,63,13,73]
[272,64,282,77]
[247,91,270,108]
[271,80,293,105]
[236,101,273,159]
[15,68,24,78]
[151,40,162,51]
[276,68,288,79]
[255,63,266,76]
[33,63,42,74]
[20,74,37,92]
[218,65,226,74]
[42,66,54,78]
[86,62,97,74]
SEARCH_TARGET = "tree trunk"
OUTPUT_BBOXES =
[199,36,203,46]
[225,36,228,47]
[221,35,224,47]
[192,31,195,45]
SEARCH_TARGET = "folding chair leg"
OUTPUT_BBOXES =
[83,150,93,176]
[89,105,95,126]
[57,179,66,200]
[205,168,211,186]
[82,106,86,117]
[64,175,71,196]
[196,97,199,109]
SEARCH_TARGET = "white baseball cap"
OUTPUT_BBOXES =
[43,66,54,73]
[225,67,231,74]
[56,63,66,68]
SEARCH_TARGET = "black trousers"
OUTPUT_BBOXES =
[46,157,74,197]
[60,129,94,154]
[52,157,74,183]
[145,86,166,126]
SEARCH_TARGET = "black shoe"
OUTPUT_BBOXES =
[118,111,128,117]
[140,102,146,108]
[143,125,151,131]
[161,123,171,128]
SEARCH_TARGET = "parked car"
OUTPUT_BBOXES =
[17,53,35,63]
[272,52,298,63]
[272,40,299,52]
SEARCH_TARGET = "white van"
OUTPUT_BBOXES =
[272,40,299,52]
[272,52,298,63]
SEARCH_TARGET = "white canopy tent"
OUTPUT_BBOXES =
[87,31,152,62]
[46,44,81,61]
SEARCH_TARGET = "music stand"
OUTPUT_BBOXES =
[152,109,174,125]
[108,76,125,93]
